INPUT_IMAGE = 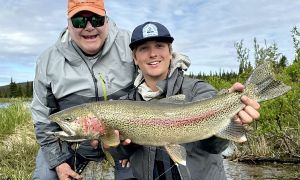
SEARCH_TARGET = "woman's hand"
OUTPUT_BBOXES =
[229,82,260,124]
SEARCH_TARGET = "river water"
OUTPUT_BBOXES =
[0,102,10,108]
[224,159,300,179]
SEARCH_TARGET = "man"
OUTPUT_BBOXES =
[31,0,135,179]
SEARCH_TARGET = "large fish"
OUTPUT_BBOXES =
[48,62,291,165]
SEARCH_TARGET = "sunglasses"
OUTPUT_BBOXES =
[71,15,105,28]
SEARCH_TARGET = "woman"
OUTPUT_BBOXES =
[116,21,260,180]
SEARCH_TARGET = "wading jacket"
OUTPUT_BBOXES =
[31,18,135,170]
[119,54,229,180]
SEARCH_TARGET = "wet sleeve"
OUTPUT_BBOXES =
[31,57,72,169]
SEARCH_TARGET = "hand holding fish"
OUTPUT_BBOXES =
[113,82,261,169]
[229,82,260,125]
[101,83,261,150]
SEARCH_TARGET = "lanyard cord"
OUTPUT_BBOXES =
[99,73,107,101]
[154,164,176,180]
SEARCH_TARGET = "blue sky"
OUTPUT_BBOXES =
[0,0,300,86]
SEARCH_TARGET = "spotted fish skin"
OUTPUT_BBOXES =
[48,62,291,165]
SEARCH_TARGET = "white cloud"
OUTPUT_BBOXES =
[0,0,300,86]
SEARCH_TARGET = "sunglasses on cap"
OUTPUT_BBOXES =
[71,15,105,28]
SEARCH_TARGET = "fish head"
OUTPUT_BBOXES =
[48,106,106,140]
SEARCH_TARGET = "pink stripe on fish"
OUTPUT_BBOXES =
[133,109,220,128]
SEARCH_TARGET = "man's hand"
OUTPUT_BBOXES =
[55,162,82,180]
[229,82,260,124]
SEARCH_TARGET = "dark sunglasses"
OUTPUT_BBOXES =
[71,15,105,28]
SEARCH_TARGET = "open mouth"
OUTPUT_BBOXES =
[83,35,98,40]
[148,61,161,66]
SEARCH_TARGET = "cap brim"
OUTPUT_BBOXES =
[129,36,174,50]
[68,7,105,18]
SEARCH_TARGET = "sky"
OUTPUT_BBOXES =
[0,0,300,86]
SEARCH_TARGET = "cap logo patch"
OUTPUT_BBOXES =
[142,24,158,38]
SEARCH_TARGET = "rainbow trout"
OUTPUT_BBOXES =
[48,62,291,165]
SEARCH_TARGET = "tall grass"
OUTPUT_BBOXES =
[0,101,30,135]
[0,100,38,179]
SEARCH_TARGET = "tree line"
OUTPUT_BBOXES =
[0,79,33,98]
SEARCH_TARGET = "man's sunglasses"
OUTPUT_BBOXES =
[71,15,105,28]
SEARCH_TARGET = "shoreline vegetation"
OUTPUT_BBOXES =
[0,100,38,179]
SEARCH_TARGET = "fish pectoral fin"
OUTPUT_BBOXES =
[165,144,187,166]
[215,119,247,143]
[101,146,116,167]
[100,129,120,147]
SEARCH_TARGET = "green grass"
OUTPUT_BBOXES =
[0,101,31,136]
[0,100,38,179]
[0,98,32,103]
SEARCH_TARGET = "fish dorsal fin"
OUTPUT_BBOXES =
[165,144,187,166]
[215,119,247,143]
[157,94,186,104]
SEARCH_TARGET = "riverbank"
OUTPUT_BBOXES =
[224,159,300,179]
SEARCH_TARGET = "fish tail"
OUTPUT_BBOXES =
[244,62,291,102]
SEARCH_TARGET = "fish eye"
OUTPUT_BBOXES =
[64,117,72,121]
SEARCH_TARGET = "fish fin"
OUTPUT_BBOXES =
[244,62,291,102]
[215,119,247,143]
[100,129,120,147]
[165,144,187,166]
[101,145,116,167]
[157,94,186,104]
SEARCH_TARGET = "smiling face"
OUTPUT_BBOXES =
[133,40,172,82]
[68,11,108,55]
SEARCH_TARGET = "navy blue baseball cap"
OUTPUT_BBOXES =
[129,21,174,50]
